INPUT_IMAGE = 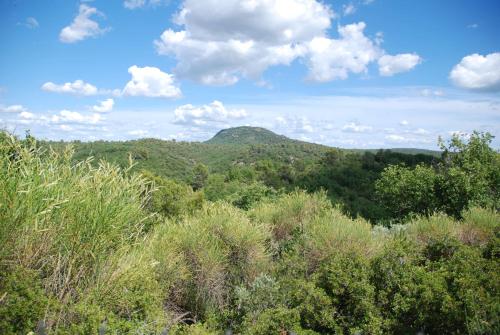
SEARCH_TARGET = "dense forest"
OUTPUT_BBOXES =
[1,128,499,334]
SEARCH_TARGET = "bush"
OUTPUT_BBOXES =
[315,253,383,334]
[0,267,49,335]
[142,170,204,218]
[145,203,271,320]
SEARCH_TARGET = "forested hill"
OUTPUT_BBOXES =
[40,126,441,221]
[206,126,303,145]
[42,126,438,180]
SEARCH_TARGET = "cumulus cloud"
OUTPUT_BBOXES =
[399,120,409,126]
[173,100,247,128]
[47,110,103,124]
[59,4,109,43]
[0,105,28,113]
[92,98,114,113]
[342,121,372,133]
[42,80,99,96]
[122,65,181,98]
[307,22,382,81]
[16,110,103,126]
[378,53,422,76]
[449,52,500,91]
[19,111,36,120]
[154,0,419,85]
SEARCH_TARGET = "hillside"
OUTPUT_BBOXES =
[42,127,438,180]
[42,127,332,180]
[206,126,293,145]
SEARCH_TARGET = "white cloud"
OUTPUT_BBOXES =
[128,129,149,136]
[411,128,429,135]
[273,115,314,135]
[19,111,36,120]
[343,3,356,16]
[92,98,114,113]
[342,121,372,133]
[59,4,109,43]
[19,17,39,29]
[0,105,28,113]
[420,88,444,97]
[399,120,409,126]
[124,0,164,9]
[42,80,98,96]
[59,125,74,132]
[449,52,500,91]
[378,53,422,76]
[385,134,432,144]
[122,65,181,98]
[307,22,383,81]
[47,110,103,124]
[467,23,479,29]
[155,0,330,85]
[154,1,419,85]
[385,134,406,142]
[173,100,247,128]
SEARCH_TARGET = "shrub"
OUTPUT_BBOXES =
[249,191,332,256]
[146,203,271,320]
[315,253,383,334]
[0,267,49,335]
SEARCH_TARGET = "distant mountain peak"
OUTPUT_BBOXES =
[205,126,290,145]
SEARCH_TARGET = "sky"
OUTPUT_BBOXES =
[0,0,499,149]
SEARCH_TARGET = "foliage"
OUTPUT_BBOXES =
[142,170,204,218]
[376,132,500,220]
[42,126,439,222]
[1,131,499,334]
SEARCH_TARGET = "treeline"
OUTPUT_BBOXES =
[0,131,499,334]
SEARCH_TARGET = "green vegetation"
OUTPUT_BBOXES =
[1,130,499,334]
[42,126,440,222]
[376,131,500,220]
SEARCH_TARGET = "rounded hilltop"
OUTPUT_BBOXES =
[205,126,290,145]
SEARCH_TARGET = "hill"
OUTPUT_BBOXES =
[206,126,293,145]
[42,127,332,181]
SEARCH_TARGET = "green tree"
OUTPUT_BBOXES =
[375,164,438,219]
[191,163,209,191]
[376,131,499,220]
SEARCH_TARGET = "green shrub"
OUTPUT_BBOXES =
[0,267,49,335]
[146,203,271,320]
[249,191,332,256]
[242,307,313,335]
[315,253,383,334]
[143,170,205,218]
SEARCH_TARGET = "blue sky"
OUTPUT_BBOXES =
[1,0,499,148]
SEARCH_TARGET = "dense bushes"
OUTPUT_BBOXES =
[376,132,500,220]
[1,132,499,334]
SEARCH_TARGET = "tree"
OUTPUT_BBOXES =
[376,132,499,220]
[191,163,209,191]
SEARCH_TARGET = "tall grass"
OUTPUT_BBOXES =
[0,133,154,330]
